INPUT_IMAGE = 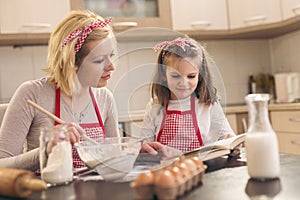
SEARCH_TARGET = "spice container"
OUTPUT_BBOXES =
[248,74,257,94]
[39,125,73,185]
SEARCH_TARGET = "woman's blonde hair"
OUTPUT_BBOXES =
[44,10,114,95]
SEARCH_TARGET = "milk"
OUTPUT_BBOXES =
[245,132,280,180]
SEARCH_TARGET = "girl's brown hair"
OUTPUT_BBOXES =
[151,37,217,106]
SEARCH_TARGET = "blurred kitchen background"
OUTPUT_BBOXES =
[1,0,300,115]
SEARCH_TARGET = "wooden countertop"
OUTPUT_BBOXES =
[225,102,300,114]
[119,111,145,122]
[22,153,300,200]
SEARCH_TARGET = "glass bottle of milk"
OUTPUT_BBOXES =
[245,93,280,180]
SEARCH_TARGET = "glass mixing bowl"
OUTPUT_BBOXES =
[74,137,143,181]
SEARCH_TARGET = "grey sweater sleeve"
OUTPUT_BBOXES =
[0,79,53,171]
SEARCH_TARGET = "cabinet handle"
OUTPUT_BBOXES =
[22,23,51,29]
[112,22,138,28]
[291,140,300,146]
[244,15,266,24]
[242,117,248,133]
[289,118,300,122]
[20,23,51,33]
[190,21,210,30]
[292,4,300,15]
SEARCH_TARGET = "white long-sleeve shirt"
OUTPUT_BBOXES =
[139,96,235,145]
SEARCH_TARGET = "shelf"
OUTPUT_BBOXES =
[1,16,300,46]
[0,33,50,46]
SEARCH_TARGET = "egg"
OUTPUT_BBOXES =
[154,169,177,187]
[169,166,186,196]
[169,166,184,182]
[190,156,207,170]
[154,169,178,200]
[133,171,154,187]
[176,161,192,178]
[183,158,197,172]
[189,156,207,185]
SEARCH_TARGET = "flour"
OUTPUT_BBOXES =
[41,141,73,184]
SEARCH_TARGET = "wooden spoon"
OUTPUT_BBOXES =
[27,99,98,145]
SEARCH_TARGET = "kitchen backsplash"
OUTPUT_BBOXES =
[1,29,300,115]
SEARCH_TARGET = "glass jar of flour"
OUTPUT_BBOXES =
[39,125,73,185]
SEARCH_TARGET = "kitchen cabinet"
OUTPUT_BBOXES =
[178,0,300,40]
[0,0,73,46]
[78,0,171,32]
[270,109,300,155]
[0,0,70,33]
[0,46,48,103]
[226,103,300,155]
[281,0,300,20]
[226,114,238,134]
[119,113,144,137]
[2,0,300,45]
[170,0,228,31]
[227,0,282,29]
[225,105,249,135]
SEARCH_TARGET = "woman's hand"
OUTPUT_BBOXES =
[46,123,81,155]
[64,122,81,145]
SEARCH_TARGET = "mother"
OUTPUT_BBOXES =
[0,10,120,170]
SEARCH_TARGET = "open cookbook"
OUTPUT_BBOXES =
[185,133,246,161]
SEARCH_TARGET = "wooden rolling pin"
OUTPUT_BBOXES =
[0,168,47,198]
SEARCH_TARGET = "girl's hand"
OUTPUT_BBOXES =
[225,133,242,157]
[225,133,234,139]
[140,141,165,155]
[140,142,183,159]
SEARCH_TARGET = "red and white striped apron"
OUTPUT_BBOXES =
[157,97,203,152]
[55,87,106,168]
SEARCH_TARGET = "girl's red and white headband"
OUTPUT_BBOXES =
[61,18,112,53]
[153,38,203,60]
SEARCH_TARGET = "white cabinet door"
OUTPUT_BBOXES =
[81,0,172,31]
[228,0,282,29]
[281,0,300,20]
[0,46,47,103]
[226,114,238,134]
[0,0,70,33]
[0,47,34,102]
[170,0,228,31]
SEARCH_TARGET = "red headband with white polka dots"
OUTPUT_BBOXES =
[61,18,112,53]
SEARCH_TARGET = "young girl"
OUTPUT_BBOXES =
[141,37,235,153]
